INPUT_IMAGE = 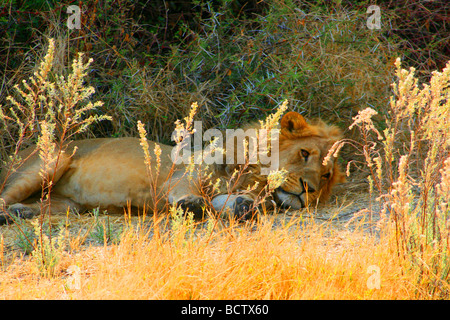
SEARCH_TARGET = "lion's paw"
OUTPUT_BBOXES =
[232,196,258,221]
[0,203,38,225]
[176,196,207,220]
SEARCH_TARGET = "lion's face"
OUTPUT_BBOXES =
[273,112,345,209]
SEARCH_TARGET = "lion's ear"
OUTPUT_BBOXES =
[281,112,307,132]
[280,112,315,138]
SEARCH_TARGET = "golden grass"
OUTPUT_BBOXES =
[0,215,417,300]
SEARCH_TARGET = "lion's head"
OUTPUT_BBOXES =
[273,111,345,209]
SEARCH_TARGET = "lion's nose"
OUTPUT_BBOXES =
[299,178,316,193]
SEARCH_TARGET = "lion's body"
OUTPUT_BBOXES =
[0,112,345,224]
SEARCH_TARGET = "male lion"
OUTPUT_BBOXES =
[0,111,344,225]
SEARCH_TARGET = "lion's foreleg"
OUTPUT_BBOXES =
[0,151,73,225]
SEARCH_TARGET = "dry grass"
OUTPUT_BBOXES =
[0,214,415,300]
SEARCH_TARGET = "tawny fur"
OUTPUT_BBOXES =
[0,111,344,222]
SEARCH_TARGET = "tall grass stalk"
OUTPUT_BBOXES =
[340,58,450,298]
[0,38,110,277]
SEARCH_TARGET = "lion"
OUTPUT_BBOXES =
[0,111,345,225]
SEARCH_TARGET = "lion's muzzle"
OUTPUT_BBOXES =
[274,187,305,209]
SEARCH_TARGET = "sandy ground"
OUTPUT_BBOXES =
[285,177,383,230]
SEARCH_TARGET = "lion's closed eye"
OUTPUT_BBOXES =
[322,172,331,179]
